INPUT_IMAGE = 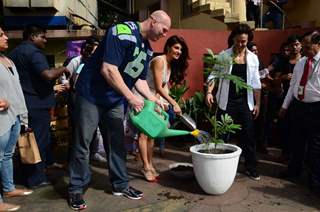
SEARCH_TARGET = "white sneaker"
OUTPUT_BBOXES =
[91,153,107,162]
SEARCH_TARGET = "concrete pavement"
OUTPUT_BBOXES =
[8,143,320,212]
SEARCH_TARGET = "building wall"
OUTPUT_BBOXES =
[181,13,227,30]
[3,0,98,28]
[285,0,320,27]
[135,0,159,11]
[166,0,181,29]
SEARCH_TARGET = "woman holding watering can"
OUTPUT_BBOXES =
[137,35,190,182]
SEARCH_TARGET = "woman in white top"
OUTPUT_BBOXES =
[0,27,33,211]
[139,35,190,182]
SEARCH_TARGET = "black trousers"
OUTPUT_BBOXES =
[288,99,320,188]
[218,97,257,172]
[246,1,260,27]
[22,108,52,186]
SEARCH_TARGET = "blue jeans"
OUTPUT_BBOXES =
[0,117,20,202]
[263,11,283,29]
[68,95,129,194]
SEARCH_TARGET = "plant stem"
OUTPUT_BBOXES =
[214,77,224,150]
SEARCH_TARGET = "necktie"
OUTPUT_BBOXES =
[298,57,313,100]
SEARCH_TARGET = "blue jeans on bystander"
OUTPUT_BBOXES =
[0,117,21,201]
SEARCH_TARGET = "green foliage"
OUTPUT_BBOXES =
[183,91,214,128]
[170,82,213,131]
[170,80,189,106]
[205,49,252,93]
[206,114,241,143]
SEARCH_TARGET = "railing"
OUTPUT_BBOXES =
[265,0,286,29]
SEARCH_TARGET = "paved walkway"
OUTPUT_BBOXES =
[8,143,320,212]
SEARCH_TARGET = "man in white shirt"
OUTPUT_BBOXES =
[279,31,320,195]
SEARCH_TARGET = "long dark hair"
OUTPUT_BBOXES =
[163,35,190,84]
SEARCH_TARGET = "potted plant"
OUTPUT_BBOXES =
[189,49,252,195]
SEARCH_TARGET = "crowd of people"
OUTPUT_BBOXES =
[206,24,320,194]
[0,8,319,211]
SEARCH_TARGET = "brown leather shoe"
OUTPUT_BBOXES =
[0,203,20,211]
[4,189,33,198]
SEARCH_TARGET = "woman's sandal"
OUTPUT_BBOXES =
[150,167,160,178]
[141,169,156,182]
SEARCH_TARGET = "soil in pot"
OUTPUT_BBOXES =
[199,148,234,154]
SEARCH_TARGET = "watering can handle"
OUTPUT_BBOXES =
[129,100,169,122]
[145,99,169,122]
[142,100,169,122]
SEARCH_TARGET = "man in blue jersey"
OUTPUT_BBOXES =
[68,10,171,210]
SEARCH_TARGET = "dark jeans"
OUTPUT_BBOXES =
[22,108,51,186]
[278,105,292,155]
[264,93,286,149]
[68,95,129,194]
[255,92,268,148]
[288,99,320,188]
[218,97,257,172]
[263,11,283,29]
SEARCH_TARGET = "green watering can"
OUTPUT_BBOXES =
[129,100,199,139]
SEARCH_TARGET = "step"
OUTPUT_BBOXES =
[191,4,211,14]
[224,13,240,23]
[208,2,230,10]
[211,8,231,18]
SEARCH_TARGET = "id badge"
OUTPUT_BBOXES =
[298,86,304,95]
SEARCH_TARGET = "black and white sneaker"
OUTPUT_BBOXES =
[112,186,143,200]
[246,170,261,181]
[68,193,87,210]
[128,186,143,197]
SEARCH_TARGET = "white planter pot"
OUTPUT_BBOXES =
[190,143,242,195]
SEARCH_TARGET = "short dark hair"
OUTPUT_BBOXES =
[311,33,320,44]
[228,24,254,47]
[302,30,319,39]
[287,34,301,44]
[81,35,100,51]
[247,42,257,50]
[22,25,46,40]
[280,41,289,50]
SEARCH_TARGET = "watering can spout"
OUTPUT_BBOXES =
[157,128,191,138]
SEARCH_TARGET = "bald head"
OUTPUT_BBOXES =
[150,10,171,28]
[140,10,171,41]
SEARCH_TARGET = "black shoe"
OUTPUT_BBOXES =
[112,186,143,200]
[128,186,143,197]
[68,193,86,210]
[246,170,261,181]
[28,181,52,189]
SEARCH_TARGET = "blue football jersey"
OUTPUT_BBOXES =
[76,21,153,107]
